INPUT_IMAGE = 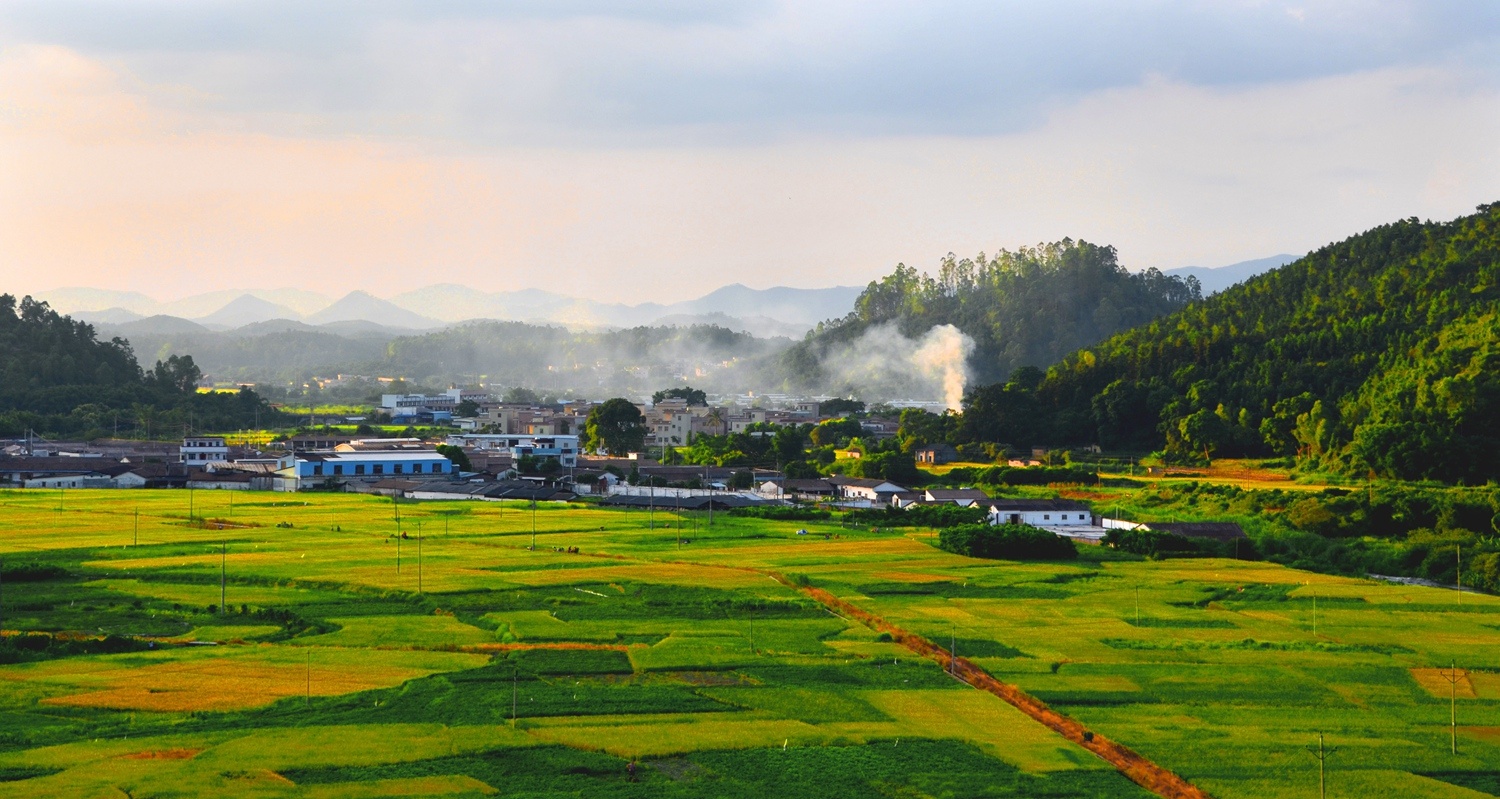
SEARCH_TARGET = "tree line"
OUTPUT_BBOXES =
[0,295,277,438]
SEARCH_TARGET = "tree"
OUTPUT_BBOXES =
[821,398,866,416]
[147,354,203,395]
[652,386,707,406]
[773,426,807,465]
[435,444,471,471]
[959,384,1040,446]
[503,387,540,404]
[810,417,863,448]
[584,398,646,455]
[455,399,481,417]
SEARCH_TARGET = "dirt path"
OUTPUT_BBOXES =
[474,537,1215,797]
[767,573,1215,799]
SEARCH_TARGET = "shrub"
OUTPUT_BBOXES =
[938,524,1077,560]
[1102,528,1206,558]
[730,506,831,521]
[846,505,987,529]
[974,466,1098,486]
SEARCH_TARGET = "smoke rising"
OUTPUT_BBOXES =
[821,323,975,410]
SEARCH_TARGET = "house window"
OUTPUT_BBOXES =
[333,465,343,475]
[355,465,365,475]
[394,464,404,474]
[312,464,322,476]
[1061,514,1067,520]
[373,465,384,475]
[1043,514,1050,520]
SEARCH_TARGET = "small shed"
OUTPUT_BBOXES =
[915,444,959,465]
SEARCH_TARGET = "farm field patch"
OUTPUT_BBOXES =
[0,489,1496,798]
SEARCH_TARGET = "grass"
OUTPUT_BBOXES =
[0,488,1495,798]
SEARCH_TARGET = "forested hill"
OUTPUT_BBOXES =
[1013,203,1500,483]
[777,240,1201,389]
[0,295,273,438]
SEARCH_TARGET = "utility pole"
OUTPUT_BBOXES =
[1307,733,1336,799]
[396,531,401,574]
[1440,661,1464,755]
[189,486,195,521]
[133,509,139,547]
[1312,588,1318,637]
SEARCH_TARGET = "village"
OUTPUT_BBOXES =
[0,387,1244,551]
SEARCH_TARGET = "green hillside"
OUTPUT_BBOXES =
[1006,203,1500,482]
[0,295,274,438]
[778,240,1201,390]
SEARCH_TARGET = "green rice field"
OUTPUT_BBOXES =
[0,488,1496,797]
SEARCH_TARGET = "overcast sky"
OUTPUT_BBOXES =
[3,1,1498,304]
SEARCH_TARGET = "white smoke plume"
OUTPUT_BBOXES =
[821,323,975,410]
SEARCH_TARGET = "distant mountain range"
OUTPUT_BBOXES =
[37,283,865,339]
[1164,254,1298,294]
[35,255,1290,342]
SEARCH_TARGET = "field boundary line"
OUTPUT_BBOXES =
[440,535,1207,797]
[764,572,1215,799]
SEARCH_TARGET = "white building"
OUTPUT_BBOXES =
[986,499,1093,526]
[828,476,909,503]
[381,393,458,412]
[275,450,455,491]
[442,434,579,468]
[180,437,229,464]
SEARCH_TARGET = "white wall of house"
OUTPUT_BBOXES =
[180,438,229,464]
[114,473,149,489]
[987,507,1094,526]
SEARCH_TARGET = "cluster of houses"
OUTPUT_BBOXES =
[374,390,902,449]
[0,432,1243,546]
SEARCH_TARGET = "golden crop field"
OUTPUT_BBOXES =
[0,488,1495,798]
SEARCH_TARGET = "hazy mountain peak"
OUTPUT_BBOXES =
[198,294,302,328]
[1165,254,1298,294]
[306,290,443,329]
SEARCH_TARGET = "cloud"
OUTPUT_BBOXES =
[1,1,1496,144]
[1,44,1497,305]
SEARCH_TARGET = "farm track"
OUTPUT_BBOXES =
[546,541,1214,799]
[770,574,1215,799]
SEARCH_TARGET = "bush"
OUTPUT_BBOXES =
[730,506,832,521]
[847,505,987,529]
[938,524,1077,560]
[974,466,1098,486]
[1102,528,1206,558]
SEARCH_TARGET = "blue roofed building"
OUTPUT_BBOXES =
[275,448,455,491]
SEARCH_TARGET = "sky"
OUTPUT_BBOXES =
[2,1,1499,305]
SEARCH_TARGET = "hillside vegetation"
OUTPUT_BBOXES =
[0,295,273,438]
[779,240,1201,389]
[956,204,1500,483]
